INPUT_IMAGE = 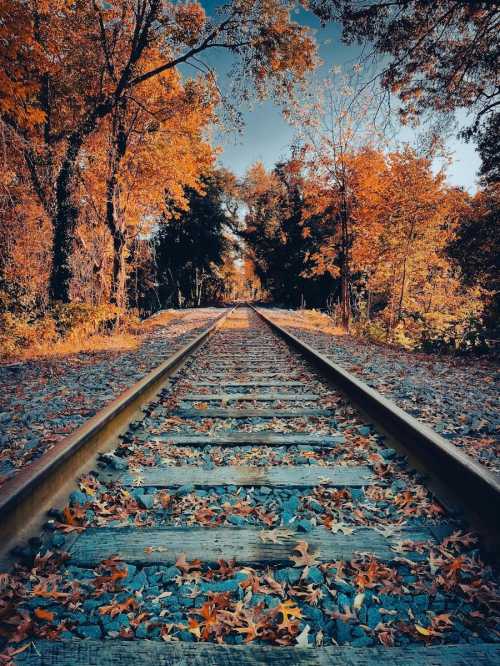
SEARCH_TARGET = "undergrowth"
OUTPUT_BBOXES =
[297,308,491,355]
[0,303,141,361]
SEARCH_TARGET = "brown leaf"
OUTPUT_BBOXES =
[176,553,201,572]
[289,541,321,567]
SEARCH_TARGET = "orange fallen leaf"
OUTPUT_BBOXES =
[34,608,54,622]
[277,598,302,628]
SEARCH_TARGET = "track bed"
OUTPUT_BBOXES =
[1,308,499,664]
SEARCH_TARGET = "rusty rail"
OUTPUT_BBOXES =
[253,306,500,546]
[0,308,234,557]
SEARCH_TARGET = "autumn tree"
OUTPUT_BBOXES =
[301,147,387,321]
[447,184,500,338]
[355,148,459,336]
[0,163,51,315]
[222,258,265,302]
[99,71,216,309]
[1,0,317,303]
[308,1,499,139]
[242,161,335,307]
[290,71,384,326]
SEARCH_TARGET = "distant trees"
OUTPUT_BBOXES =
[448,184,500,338]
[242,146,491,350]
[242,162,336,308]
[0,1,497,356]
[477,113,500,186]
[153,171,235,309]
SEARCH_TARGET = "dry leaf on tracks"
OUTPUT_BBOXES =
[289,541,321,567]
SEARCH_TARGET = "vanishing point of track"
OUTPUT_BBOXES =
[1,306,499,665]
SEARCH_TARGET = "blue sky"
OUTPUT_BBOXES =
[197,2,480,192]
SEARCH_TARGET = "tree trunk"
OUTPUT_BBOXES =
[49,132,85,303]
[397,256,408,323]
[387,264,399,341]
[111,226,128,309]
[105,106,130,310]
[339,193,351,330]
[48,102,112,303]
[105,173,128,309]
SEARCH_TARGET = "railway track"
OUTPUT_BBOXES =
[1,306,499,665]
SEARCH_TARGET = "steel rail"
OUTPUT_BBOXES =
[252,306,500,543]
[0,308,234,557]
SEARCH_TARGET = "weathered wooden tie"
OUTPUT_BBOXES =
[175,408,332,418]
[193,372,304,380]
[182,393,320,401]
[118,464,375,488]
[155,432,343,446]
[68,525,451,566]
[193,380,306,387]
[15,640,500,666]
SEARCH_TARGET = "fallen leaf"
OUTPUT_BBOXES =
[34,608,54,622]
[295,623,311,647]
[289,541,321,567]
[188,618,201,639]
[330,522,354,535]
[144,545,168,554]
[353,592,365,610]
[278,599,302,626]
[176,553,201,572]
[415,624,441,637]
[259,528,293,544]
[100,597,137,617]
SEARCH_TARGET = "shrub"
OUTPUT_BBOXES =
[0,302,139,359]
[0,312,58,357]
[415,313,489,354]
[52,302,124,339]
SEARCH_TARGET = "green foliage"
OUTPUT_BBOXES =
[152,172,233,309]
[477,113,500,186]
[416,314,489,354]
[447,185,500,339]
[350,311,489,354]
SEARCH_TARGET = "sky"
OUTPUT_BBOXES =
[197,2,480,193]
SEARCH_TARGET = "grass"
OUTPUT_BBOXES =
[271,309,346,336]
[1,332,141,363]
[0,308,194,364]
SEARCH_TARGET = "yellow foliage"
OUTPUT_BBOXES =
[0,303,142,360]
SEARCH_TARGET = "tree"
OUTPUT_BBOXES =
[241,145,484,349]
[99,70,216,309]
[221,257,265,302]
[242,161,334,308]
[154,171,234,308]
[301,147,387,322]
[308,1,499,138]
[358,148,458,337]
[448,184,500,337]
[477,113,500,185]
[2,0,318,303]
[290,71,384,327]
